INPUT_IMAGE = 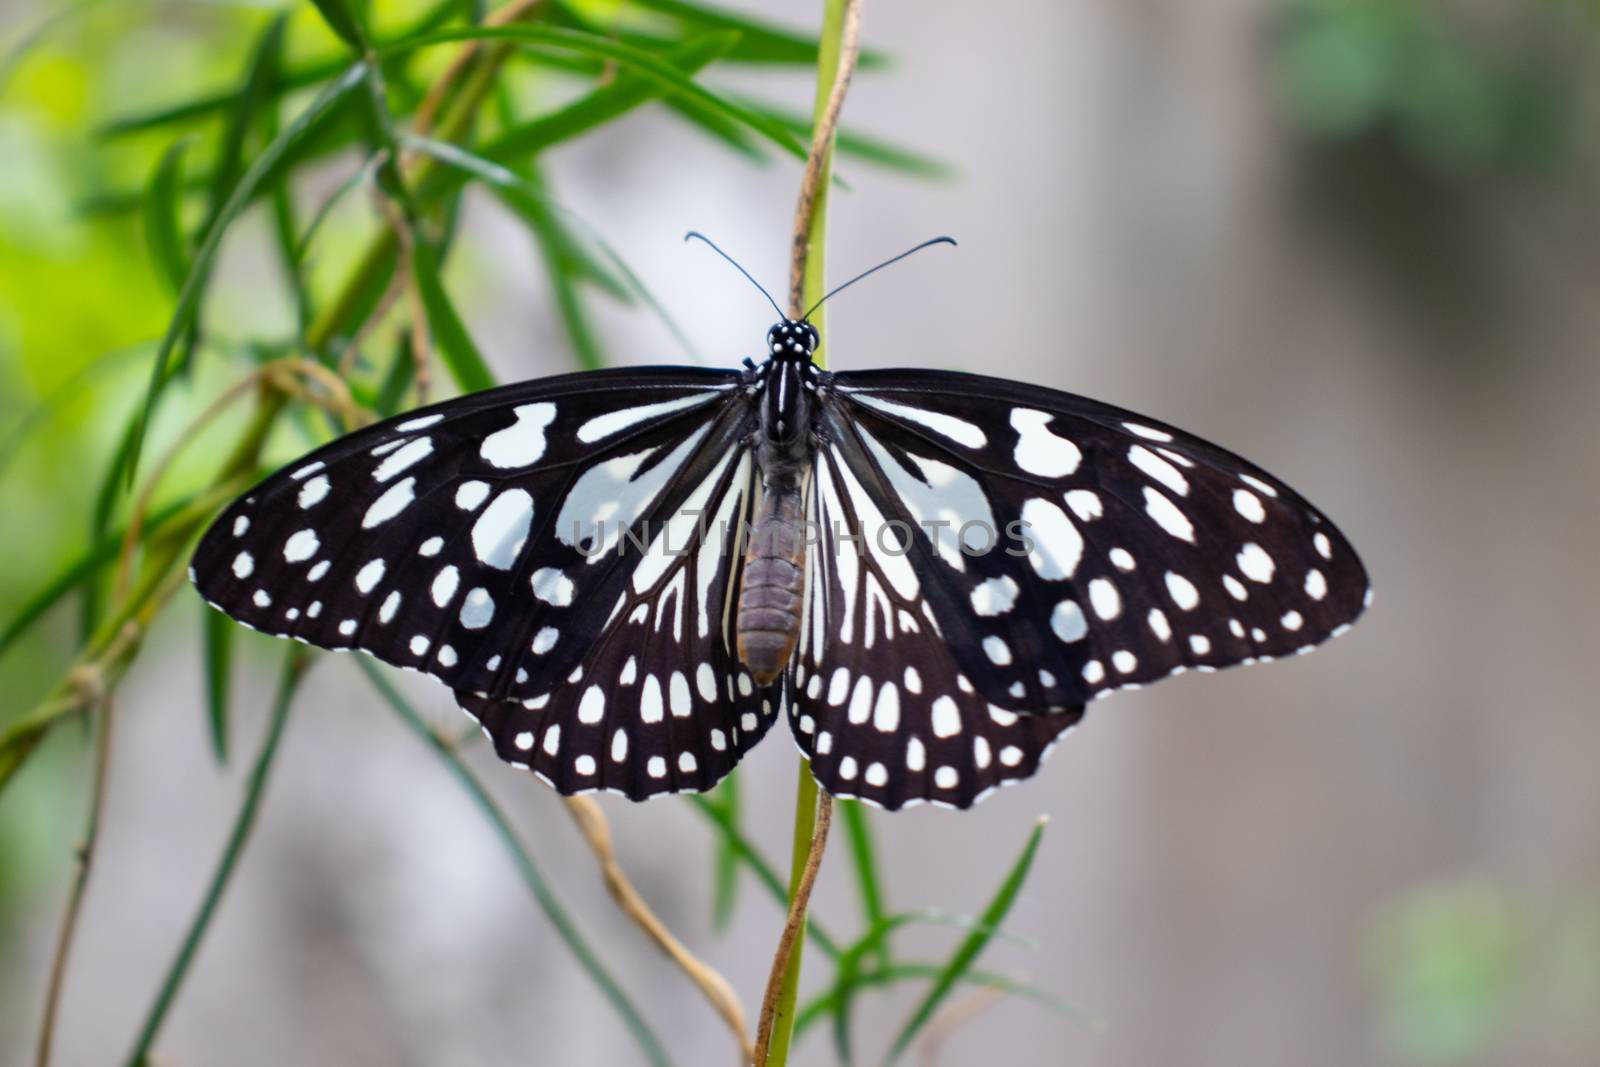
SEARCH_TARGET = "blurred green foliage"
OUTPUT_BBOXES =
[1367,879,1600,1063]
[1272,0,1589,175]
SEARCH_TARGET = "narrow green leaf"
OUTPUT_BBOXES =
[143,140,193,293]
[0,494,198,662]
[686,795,840,958]
[123,61,369,490]
[410,236,496,393]
[839,799,887,944]
[406,135,700,361]
[625,0,889,68]
[379,26,810,162]
[201,15,289,239]
[309,0,370,53]
[830,909,1033,1063]
[663,95,768,161]
[885,818,1050,1062]
[201,608,234,764]
[357,659,676,1067]
[470,33,737,174]
[709,771,741,931]
[740,95,954,178]
[795,964,1083,1039]
[123,648,311,1067]
[96,0,464,139]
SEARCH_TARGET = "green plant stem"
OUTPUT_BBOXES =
[758,2,858,1064]
[755,770,831,1066]
[122,648,311,1067]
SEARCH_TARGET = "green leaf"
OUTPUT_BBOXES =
[201,15,289,239]
[795,964,1084,1040]
[123,60,369,491]
[97,0,463,139]
[357,659,676,1067]
[309,0,371,53]
[410,234,497,393]
[379,26,810,162]
[468,32,738,173]
[143,140,193,294]
[838,799,887,946]
[709,771,741,931]
[885,817,1050,1062]
[201,608,234,764]
[624,0,889,68]
[829,909,1034,1063]
[741,95,954,178]
[404,135,698,360]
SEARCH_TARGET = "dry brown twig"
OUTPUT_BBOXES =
[563,797,754,1065]
[368,189,435,402]
[34,696,116,1067]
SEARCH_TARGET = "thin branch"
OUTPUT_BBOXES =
[564,797,753,1065]
[34,696,116,1067]
[753,791,833,1065]
[369,188,434,401]
[787,0,863,317]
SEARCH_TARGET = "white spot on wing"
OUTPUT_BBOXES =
[1010,408,1081,477]
[480,403,556,468]
[373,437,433,481]
[363,476,416,528]
[472,489,534,569]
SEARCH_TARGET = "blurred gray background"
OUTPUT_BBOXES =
[4,0,1600,1064]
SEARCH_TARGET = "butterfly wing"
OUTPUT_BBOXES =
[788,446,1084,809]
[815,368,1370,714]
[454,445,785,799]
[191,367,755,706]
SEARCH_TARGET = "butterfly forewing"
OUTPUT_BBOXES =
[454,449,786,799]
[818,369,1370,711]
[191,367,751,705]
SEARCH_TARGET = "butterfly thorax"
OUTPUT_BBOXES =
[737,321,822,683]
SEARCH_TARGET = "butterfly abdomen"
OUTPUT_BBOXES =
[737,481,808,685]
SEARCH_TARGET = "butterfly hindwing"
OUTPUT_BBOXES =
[815,369,1369,711]
[454,450,787,799]
[191,367,752,705]
[785,447,1085,809]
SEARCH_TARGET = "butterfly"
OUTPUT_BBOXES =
[191,236,1369,810]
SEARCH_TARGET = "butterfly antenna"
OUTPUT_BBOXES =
[684,231,785,320]
[801,236,957,320]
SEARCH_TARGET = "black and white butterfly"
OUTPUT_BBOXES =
[191,238,1368,810]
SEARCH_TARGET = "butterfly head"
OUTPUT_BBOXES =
[767,319,819,361]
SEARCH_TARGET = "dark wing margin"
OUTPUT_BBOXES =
[813,367,1369,713]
